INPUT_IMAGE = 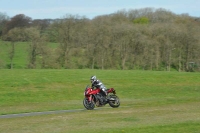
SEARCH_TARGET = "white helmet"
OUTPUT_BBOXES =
[90,76,96,83]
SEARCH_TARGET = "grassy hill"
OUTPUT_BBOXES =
[0,41,29,68]
[0,69,199,133]
[0,40,58,69]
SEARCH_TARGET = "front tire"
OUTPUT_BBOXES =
[108,95,120,108]
[83,98,95,110]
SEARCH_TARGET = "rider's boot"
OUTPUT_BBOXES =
[103,89,107,97]
[104,89,108,102]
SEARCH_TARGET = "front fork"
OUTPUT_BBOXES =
[85,95,92,102]
[88,95,92,102]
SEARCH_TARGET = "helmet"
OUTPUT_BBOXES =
[90,76,96,83]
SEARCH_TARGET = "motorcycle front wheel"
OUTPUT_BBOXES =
[83,98,95,110]
[108,95,120,108]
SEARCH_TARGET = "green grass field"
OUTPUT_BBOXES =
[0,69,199,133]
[0,41,26,68]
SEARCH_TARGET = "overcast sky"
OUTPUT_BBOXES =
[1,0,199,19]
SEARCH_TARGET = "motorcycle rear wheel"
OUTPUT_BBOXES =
[83,98,95,110]
[108,95,120,108]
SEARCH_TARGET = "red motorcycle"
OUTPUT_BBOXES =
[83,85,120,110]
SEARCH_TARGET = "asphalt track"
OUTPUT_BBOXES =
[0,108,89,119]
[0,106,128,119]
[0,107,117,119]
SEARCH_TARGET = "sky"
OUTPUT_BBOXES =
[1,0,200,19]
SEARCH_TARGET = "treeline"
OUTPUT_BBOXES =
[0,8,200,71]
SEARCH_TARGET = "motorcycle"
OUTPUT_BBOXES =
[83,85,120,110]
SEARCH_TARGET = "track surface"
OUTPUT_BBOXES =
[0,109,87,119]
[0,107,121,119]
[0,106,127,119]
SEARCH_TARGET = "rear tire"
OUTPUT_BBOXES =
[83,98,95,110]
[108,95,120,108]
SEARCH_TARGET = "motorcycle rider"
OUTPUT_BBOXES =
[90,76,107,97]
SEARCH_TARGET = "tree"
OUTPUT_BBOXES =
[133,17,149,24]
[46,20,60,42]
[88,16,113,69]
[31,19,51,31]
[114,23,133,70]
[6,28,25,69]
[0,12,9,37]
[2,14,31,40]
[25,27,48,68]
[56,15,82,68]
